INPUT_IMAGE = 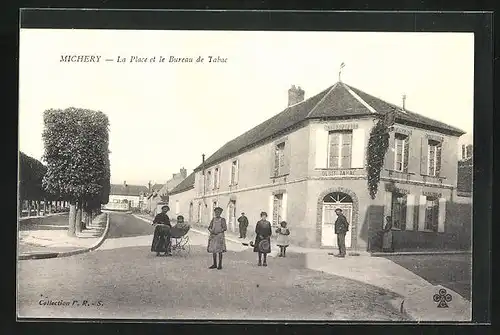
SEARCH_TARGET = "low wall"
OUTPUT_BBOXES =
[103,202,130,211]
[368,201,472,252]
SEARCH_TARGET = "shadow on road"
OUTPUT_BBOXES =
[19,214,70,231]
[18,243,406,320]
[382,254,472,301]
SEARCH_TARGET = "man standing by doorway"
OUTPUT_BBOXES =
[237,212,249,239]
[334,208,349,258]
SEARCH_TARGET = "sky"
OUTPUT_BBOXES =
[19,30,474,186]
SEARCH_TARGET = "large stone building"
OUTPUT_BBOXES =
[169,81,471,251]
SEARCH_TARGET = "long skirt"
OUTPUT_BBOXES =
[253,235,271,254]
[151,235,168,253]
[276,234,290,247]
[382,231,393,252]
[207,232,227,253]
[151,225,170,253]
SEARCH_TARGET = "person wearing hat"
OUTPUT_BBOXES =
[334,208,349,258]
[207,206,227,270]
[253,211,272,266]
[237,212,249,239]
[151,205,172,256]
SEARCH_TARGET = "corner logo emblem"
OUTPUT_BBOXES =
[433,288,452,308]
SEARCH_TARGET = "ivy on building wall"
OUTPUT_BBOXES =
[366,120,390,199]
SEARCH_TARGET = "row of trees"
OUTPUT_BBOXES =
[22,107,112,236]
[19,152,55,216]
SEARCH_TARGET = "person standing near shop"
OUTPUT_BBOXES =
[237,212,249,239]
[334,208,349,258]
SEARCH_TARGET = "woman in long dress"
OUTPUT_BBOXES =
[151,205,172,256]
[207,207,227,270]
[382,216,394,252]
[254,211,272,266]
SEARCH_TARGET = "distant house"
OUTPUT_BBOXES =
[105,181,149,210]
[146,168,188,214]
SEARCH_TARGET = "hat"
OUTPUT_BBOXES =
[335,208,343,212]
[161,205,170,211]
[260,211,268,217]
[214,207,223,213]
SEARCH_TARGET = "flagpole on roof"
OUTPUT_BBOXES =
[338,62,345,82]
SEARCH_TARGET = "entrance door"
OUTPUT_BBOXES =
[321,192,353,248]
[227,200,236,232]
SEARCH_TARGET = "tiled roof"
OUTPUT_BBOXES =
[345,85,466,135]
[194,82,466,171]
[110,184,149,196]
[151,183,164,191]
[169,172,195,195]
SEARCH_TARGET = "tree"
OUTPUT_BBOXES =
[19,152,48,216]
[366,118,390,200]
[42,107,110,236]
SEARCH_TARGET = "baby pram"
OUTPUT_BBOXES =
[169,223,191,255]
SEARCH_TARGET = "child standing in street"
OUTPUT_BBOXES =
[253,212,272,266]
[276,221,290,257]
[207,207,227,270]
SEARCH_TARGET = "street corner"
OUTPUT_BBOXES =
[401,284,472,322]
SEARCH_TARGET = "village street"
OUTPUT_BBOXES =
[17,212,408,321]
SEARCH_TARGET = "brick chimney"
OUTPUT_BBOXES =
[288,85,305,107]
[180,167,187,179]
[123,180,127,187]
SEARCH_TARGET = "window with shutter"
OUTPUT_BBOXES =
[231,160,238,185]
[328,131,352,168]
[435,143,442,176]
[273,142,286,177]
[274,145,280,176]
[207,171,212,190]
[214,167,219,189]
[424,196,439,231]
[420,138,428,175]
[340,132,352,168]
[427,140,441,176]
[403,136,410,172]
[328,132,340,168]
[394,133,409,172]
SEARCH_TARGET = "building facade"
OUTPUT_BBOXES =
[105,181,149,210]
[146,168,188,214]
[169,82,470,251]
[168,172,196,222]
